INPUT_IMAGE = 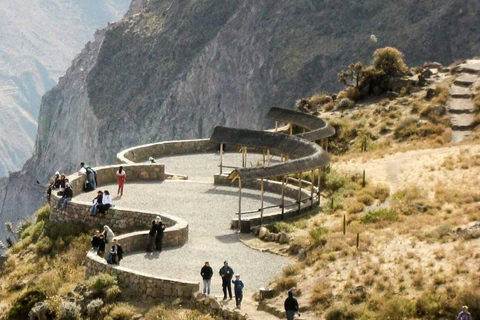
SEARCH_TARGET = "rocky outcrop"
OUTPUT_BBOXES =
[2,0,480,241]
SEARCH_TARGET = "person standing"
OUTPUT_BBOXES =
[219,261,234,300]
[103,225,115,244]
[200,262,213,295]
[458,306,472,320]
[232,274,244,309]
[116,166,126,196]
[284,290,299,320]
[147,216,165,252]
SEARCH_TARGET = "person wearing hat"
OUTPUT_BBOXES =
[284,290,299,320]
[219,261,234,300]
[147,216,165,252]
[200,261,213,295]
[232,274,244,309]
[457,306,472,320]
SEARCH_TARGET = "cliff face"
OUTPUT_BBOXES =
[0,0,130,178]
[1,0,480,237]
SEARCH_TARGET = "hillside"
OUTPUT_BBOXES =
[2,0,480,247]
[0,0,130,178]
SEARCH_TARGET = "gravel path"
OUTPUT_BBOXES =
[76,153,292,296]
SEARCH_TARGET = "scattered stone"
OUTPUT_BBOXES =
[434,105,447,115]
[425,88,435,99]
[278,233,287,244]
[258,227,269,239]
[298,249,307,261]
[386,91,399,100]
[28,302,47,320]
[259,288,275,300]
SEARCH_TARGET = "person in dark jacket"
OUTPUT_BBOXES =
[90,230,101,252]
[200,262,213,294]
[147,216,165,252]
[108,238,123,265]
[232,274,244,309]
[97,234,106,256]
[457,306,472,320]
[284,290,299,320]
[90,190,103,216]
[219,260,234,300]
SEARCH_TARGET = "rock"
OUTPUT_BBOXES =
[259,288,275,300]
[209,298,221,311]
[298,249,307,261]
[433,105,446,115]
[278,233,287,244]
[28,302,47,320]
[258,227,269,239]
[425,88,435,99]
[424,62,442,69]
[11,279,28,291]
[386,91,399,100]
[132,314,143,320]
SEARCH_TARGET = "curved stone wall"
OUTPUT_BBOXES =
[116,139,218,164]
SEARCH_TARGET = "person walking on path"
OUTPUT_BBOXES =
[200,262,213,295]
[458,306,472,320]
[147,216,165,252]
[219,261,234,300]
[284,290,299,320]
[232,274,244,309]
[103,225,115,244]
[116,166,126,196]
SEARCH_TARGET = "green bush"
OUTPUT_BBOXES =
[103,303,136,320]
[59,300,81,320]
[361,209,398,224]
[86,273,118,291]
[394,117,417,140]
[35,205,51,222]
[5,288,46,319]
[373,47,408,77]
[309,227,328,247]
[275,276,298,292]
[267,221,295,233]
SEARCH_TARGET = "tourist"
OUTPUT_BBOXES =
[147,216,165,252]
[200,261,213,295]
[97,190,112,215]
[90,190,103,216]
[284,290,299,320]
[149,157,156,163]
[47,171,61,201]
[232,274,244,309]
[79,162,97,190]
[56,179,73,211]
[90,230,101,252]
[457,306,472,320]
[107,238,123,265]
[57,174,66,194]
[219,260,234,300]
[116,166,126,196]
[97,234,106,256]
[103,225,115,244]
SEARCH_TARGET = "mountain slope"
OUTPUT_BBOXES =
[1,0,480,239]
[0,0,130,177]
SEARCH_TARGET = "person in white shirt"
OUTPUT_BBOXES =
[98,190,112,215]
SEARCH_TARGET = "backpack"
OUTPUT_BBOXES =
[83,181,94,192]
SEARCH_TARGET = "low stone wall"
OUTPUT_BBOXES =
[86,252,198,300]
[214,175,319,232]
[117,139,219,164]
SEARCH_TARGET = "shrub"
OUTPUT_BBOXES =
[309,226,328,247]
[325,303,361,320]
[275,276,298,292]
[373,47,408,77]
[283,264,301,277]
[309,94,333,108]
[105,285,122,302]
[103,303,137,320]
[35,205,51,222]
[144,306,174,320]
[86,273,118,291]
[59,300,81,320]
[394,117,417,140]
[5,288,46,319]
[372,184,390,202]
[378,297,416,319]
[338,98,354,109]
[345,198,365,214]
[311,278,333,306]
[361,209,398,224]
[87,299,104,317]
[356,193,375,206]
[268,221,295,234]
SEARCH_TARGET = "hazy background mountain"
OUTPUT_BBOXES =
[0,0,131,178]
[1,0,480,241]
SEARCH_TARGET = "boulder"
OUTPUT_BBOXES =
[386,91,399,100]
[278,233,288,244]
[298,249,307,261]
[434,105,446,115]
[28,302,47,320]
[424,62,442,69]
[258,227,269,239]
[425,88,435,99]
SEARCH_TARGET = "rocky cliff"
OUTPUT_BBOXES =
[0,0,130,178]
[1,0,480,239]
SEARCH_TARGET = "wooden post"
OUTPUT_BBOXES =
[245,146,248,167]
[362,170,366,188]
[356,233,360,249]
[343,215,346,235]
[220,143,224,175]
[275,121,278,133]
[241,147,246,168]
[298,176,302,211]
[262,149,266,166]
[289,123,293,135]
[260,178,264,226]
[281,175,285,219]
[238,178,242,231]
[317,168,321,197]
[267,149,270,165]
[310,170,315,208]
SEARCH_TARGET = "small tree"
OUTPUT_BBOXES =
[373,47,408,77]
[338,62,365,89]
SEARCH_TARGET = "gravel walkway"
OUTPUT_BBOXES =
[76,153,292,296]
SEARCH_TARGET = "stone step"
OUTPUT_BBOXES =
[460,60,480,74]
[450,113,475,129]
[450,85,472,98]
[451,130,471,143]
[448,98,475,113]
[454,74,479,86]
